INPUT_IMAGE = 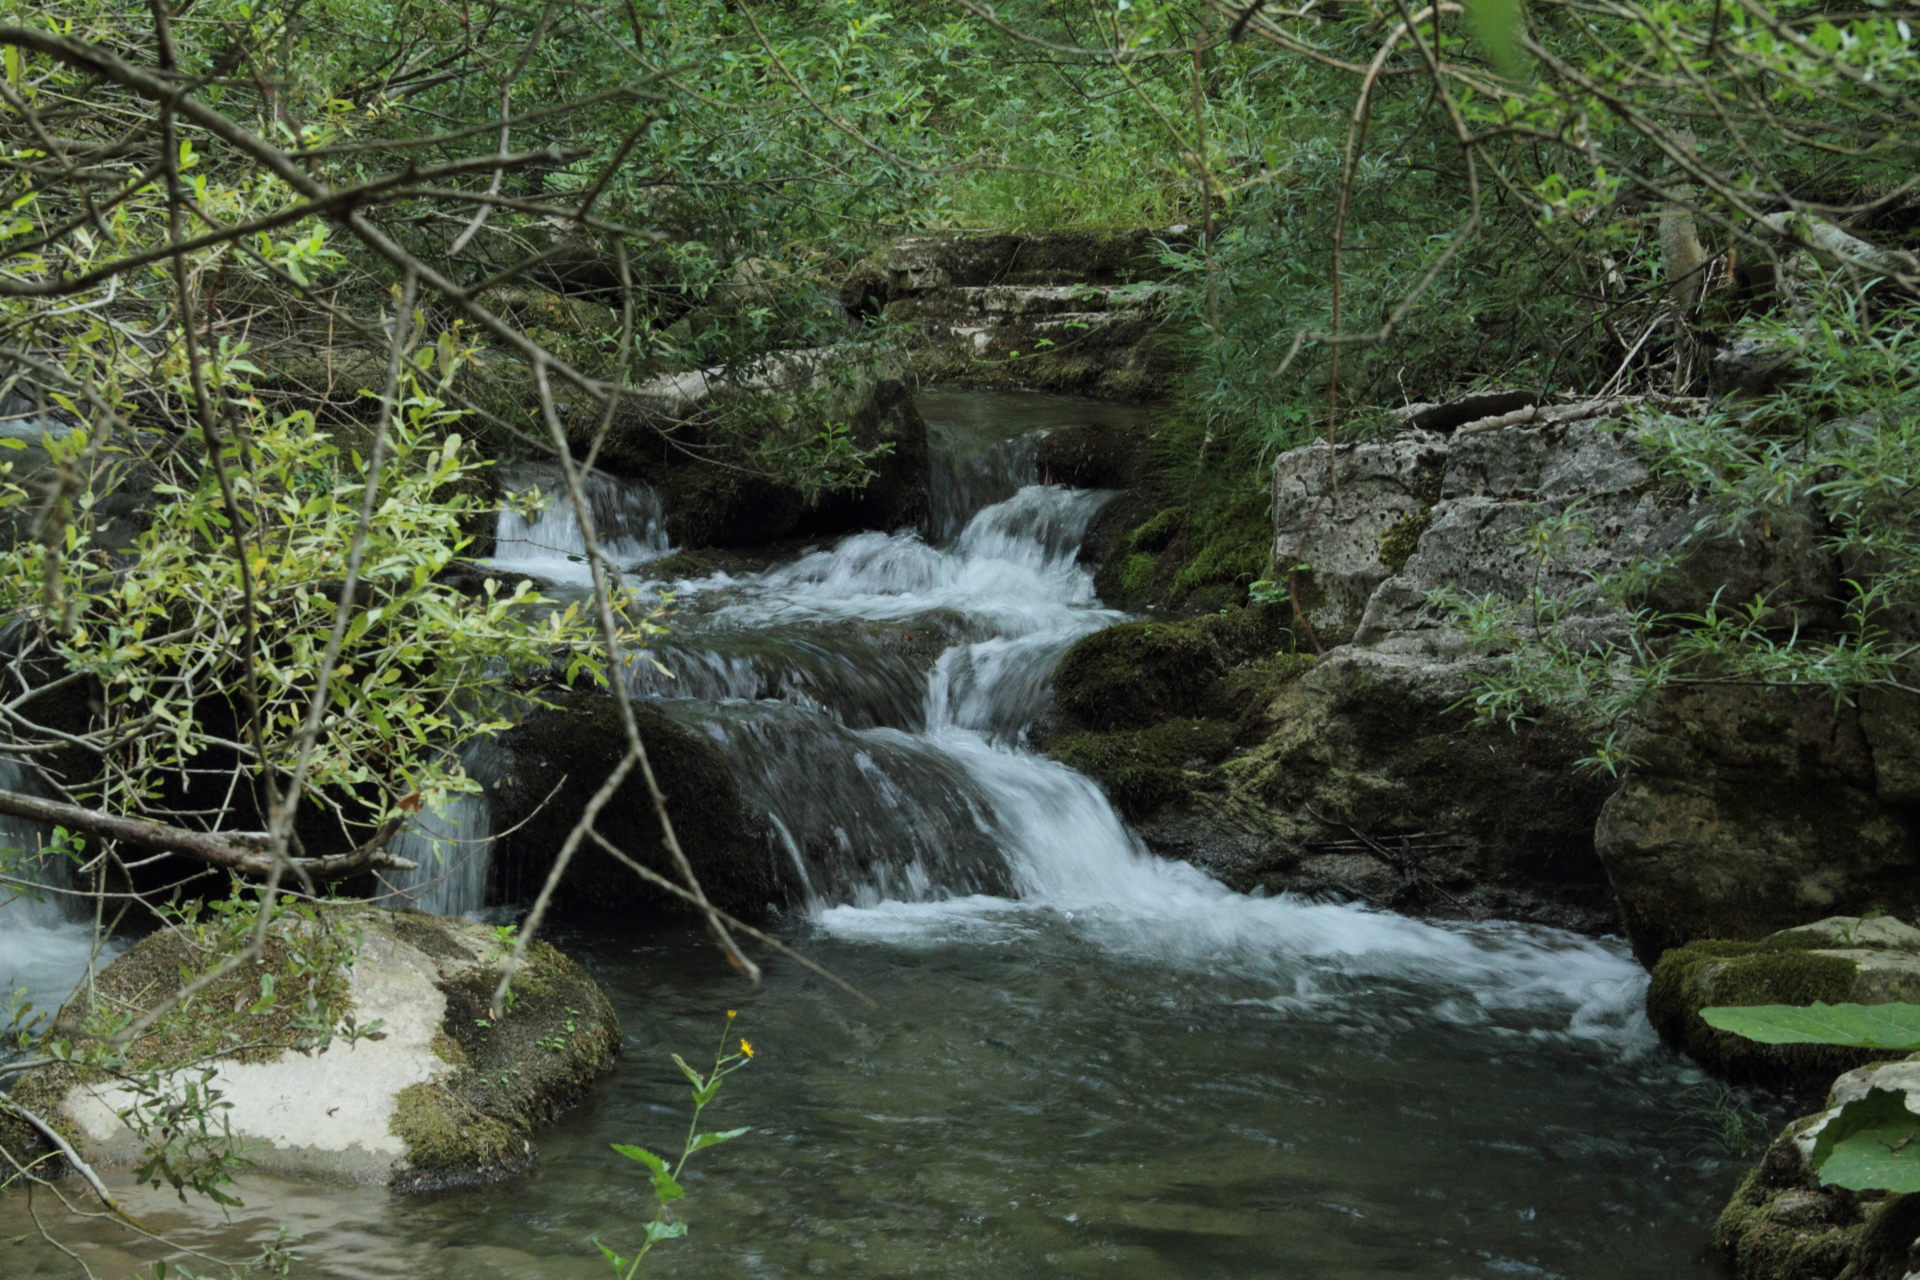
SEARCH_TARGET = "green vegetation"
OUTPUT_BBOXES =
[1705,1002,1920,1193]
[2,0,1919,1268]
[599,1013,755,1278]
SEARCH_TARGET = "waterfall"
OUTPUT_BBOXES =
[0,758,108,1025]
[379,739,507,917]
[382,791,493,917]
[489,462,670,586]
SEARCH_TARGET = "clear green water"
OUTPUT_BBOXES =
[2,913,1764,1279]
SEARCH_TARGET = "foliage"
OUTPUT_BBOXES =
[597,1012,755,1278]
[1699,1002,1920,1052]
[0,349,638,840]
[1439,293,1920,770]
[1705,1000,1920,1194]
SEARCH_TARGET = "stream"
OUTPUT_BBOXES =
[0,389,1765,1278]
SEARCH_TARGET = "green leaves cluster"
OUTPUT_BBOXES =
[1701,1002,1920,1193]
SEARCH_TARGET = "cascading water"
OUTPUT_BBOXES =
[0,393,1757,1280]
[488,461,671,586]
[0,758,110,1028]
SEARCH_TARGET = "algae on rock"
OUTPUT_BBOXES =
[0,904,618,1192]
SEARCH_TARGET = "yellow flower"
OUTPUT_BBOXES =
[726,1010,737,1019]
[739,1039,754,1059]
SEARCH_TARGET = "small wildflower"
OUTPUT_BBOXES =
[739,1039,754,1059]
[726,1010,737,1019]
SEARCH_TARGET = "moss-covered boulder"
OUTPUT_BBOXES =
[1050,606,1293,732]
[1715,1057,1920,1280]
[489,688,789,919]
[0,903,616,1192]
[1649,916,1920,1089]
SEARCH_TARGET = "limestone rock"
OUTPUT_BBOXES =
[1596,684,1920,964]
[1270,434,1448,648]
[1649,917,1920,1087]
[1717,1056,1920,1280]
[844,230,1189,399]
[0,906,617,1191]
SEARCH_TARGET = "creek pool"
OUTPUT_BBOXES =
[0,390,1772,1278]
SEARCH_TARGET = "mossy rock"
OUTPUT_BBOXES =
[1648,917,1920,1089]
[1085,482,1273,613]
[1050,605,1293,733]
[0,905,618,1192]
[1049,719,1236,819]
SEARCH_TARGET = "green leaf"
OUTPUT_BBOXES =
[611,1143,667,1174]
[651,1173,685,1204]
[688,1126,749,1152]
[1810,1089,1920,1192]
[645,1220,687,1242]
[1699,1002,1920,1050]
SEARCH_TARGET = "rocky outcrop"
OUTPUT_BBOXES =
[1039,605,1619,929]
[1649,916,1920,1088]
[0,905,617,1191]
[1598,685,1920,965]
[845,230,1189,399]
[487,688,789,919]
[559,344,929,547]
[1716,1055,1920,1280]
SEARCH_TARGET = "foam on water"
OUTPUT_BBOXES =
[0,759,110,1026]
[674,479,1653,1051]
[487,463,670,587]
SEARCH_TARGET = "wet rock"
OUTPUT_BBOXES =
[1595,684,1920,964]
[0,905,617,1191]
[1649,916,1920,1088]
[1716,1057,1920,1280]
[1035,420,1154,489]
[488,687,788,919]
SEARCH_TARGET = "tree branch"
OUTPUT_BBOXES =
[0,789,414,880]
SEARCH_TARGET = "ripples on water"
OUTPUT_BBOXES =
[0,391,1765,1279]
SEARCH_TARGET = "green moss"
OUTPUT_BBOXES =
[1714,1174,1857,1280]
[390,1082,527,1185]
[1049,719,1235,819]
[1132,507,1187,554]
[1648,936,1872,1087]
[649,550,718,578]
[1378,506,1433,575]
[1170,486,1271,600]
[1053,607,1289,732]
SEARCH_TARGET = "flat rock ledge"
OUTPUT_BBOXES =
[1650,915,1920,1090]
[1,906,617,1192]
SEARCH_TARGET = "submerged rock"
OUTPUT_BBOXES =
[0,905,617,1191]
